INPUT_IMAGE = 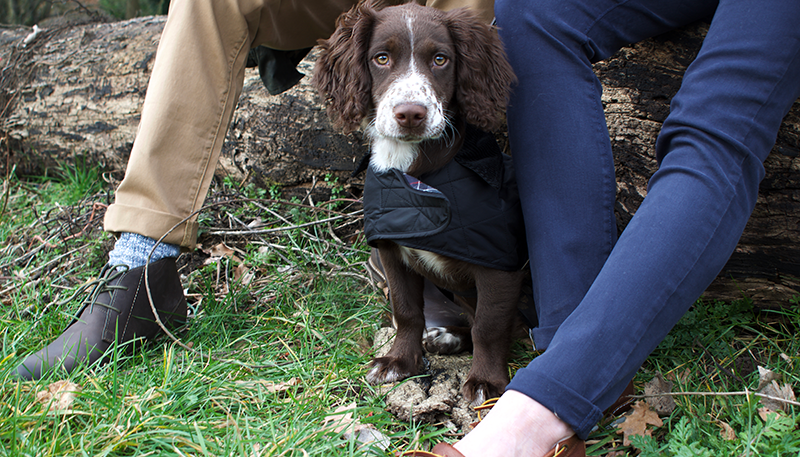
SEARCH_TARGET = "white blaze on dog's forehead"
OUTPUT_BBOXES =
[404,10,416,53]
[403,10,421,76]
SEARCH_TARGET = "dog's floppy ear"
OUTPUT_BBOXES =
[445,9,517,132]
[312,2,379,133]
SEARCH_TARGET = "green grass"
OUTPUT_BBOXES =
[584,300,800,456]
[1,161,799,456]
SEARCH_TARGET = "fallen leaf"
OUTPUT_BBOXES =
[644,372,676,416]
[265,377,301,393]
[718,421,736,440]
[214,418,238,429]
[248,443,263,457]
[616,401,663,446]
[325,403,358,434]
[247,217,264,229]
[205,242,235,258]
[757,406,783,422]
[349,424,390,451]
[323,403,390,451]
[36,380,82,412]
[666,368,691,384]
[758,379,796,412]
[234,263,255,285]
[756,366,782,391]
[235,377,300,393]
[779,353,792,366]
[202,242,242,264]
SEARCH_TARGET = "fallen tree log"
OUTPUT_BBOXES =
[1,17,798,307]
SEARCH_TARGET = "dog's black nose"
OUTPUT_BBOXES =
[394,104,427,129]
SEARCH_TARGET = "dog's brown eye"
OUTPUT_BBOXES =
[374,53,390,66]
[433,54,448,67]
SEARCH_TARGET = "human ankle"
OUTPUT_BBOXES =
[107,232,180,269]
[454,390,574,457]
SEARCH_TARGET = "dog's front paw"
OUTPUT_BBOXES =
[462,376,507,406]
[366,356,423,385]
[423,326,470,355]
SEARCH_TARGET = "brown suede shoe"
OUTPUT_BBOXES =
[401,435,585,457]
[15,258,187,380]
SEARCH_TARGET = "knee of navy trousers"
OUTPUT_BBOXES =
[496,0,800,438]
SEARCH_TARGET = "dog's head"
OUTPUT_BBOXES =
[312,1,516,139]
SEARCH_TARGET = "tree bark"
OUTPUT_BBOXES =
[1,17,798,307]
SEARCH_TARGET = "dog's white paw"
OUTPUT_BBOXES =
[366,365,405,385]
[423,326,466,355]
[470,385,487,407]
[366,355,422,385]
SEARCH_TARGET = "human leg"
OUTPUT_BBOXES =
[497,0,718,353]
[16,0,359,380]
[463,0,800,452]
[104,0,357,248]
[449,0,716,449]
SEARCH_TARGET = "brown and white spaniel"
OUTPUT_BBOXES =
[313,1,523,404]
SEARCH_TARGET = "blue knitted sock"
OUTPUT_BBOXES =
[107,232,181,269]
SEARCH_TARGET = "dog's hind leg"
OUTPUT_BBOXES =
[461,268,525,405]
[366,243,428,385]
[421,280,473,355]
[423,325,472,354]
[369,248,473,355]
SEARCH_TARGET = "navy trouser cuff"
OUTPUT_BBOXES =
[507,368,602,440]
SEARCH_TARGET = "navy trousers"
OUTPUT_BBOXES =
[495,0,800,438]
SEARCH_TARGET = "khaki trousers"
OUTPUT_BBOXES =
[103,0,494,248]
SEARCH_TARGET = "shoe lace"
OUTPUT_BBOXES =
[473,397,499,421]
[57,264,130,312]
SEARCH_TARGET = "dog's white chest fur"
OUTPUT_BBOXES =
[367,137,419,173]
[399,246,451,280]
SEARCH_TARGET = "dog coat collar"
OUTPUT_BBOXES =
[363,125,528,272]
